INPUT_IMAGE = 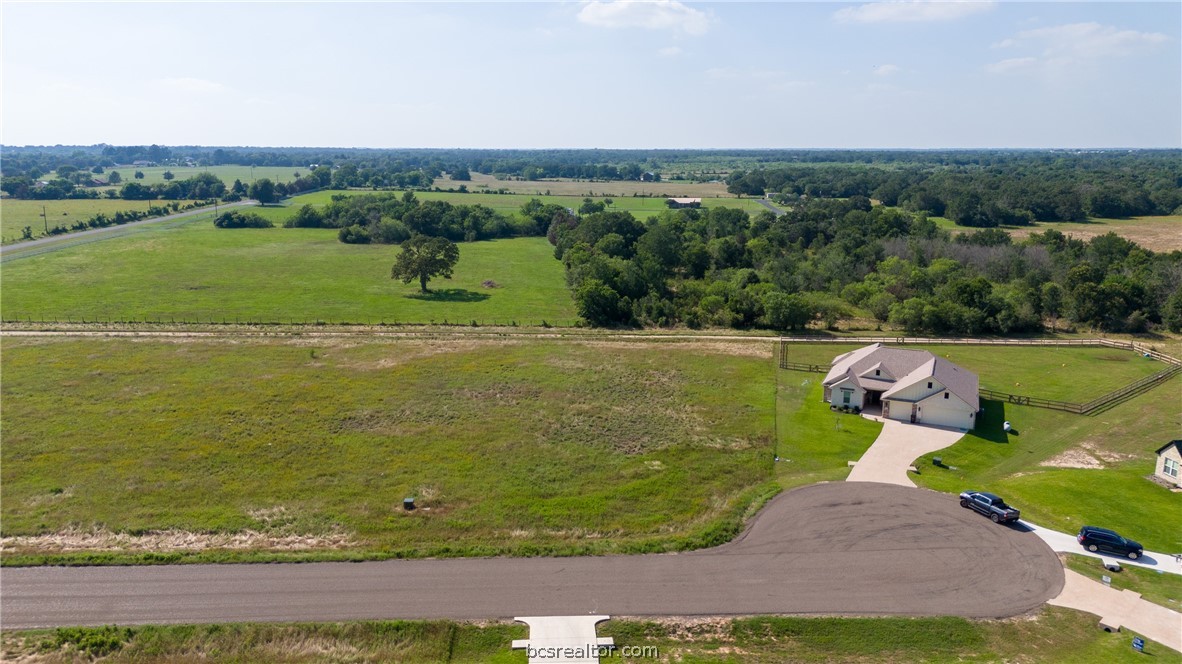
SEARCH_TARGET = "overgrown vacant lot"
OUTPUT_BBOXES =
[2,608,1165,663]
[1,337,775,564]
[0,229,576,325]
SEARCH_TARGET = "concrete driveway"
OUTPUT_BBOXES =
[847,419,965,486]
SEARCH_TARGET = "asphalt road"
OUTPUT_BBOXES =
[1,483,1064,628]
[0,199,256,261]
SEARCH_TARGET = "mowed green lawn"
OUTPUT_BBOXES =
[778,343,1181,551]
[1,337,776,564]
[0,198,206,244]
[0,227,576,325]
[776,375,882,490]
[910,376,1182,551]
[780,343,1168,403]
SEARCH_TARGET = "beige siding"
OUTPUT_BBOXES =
[828,378,863,408]
[888,378,945,403]
[917,391,976,429]
[1156,445,1182,485]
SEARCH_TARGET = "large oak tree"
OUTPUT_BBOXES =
[391,235,460,292]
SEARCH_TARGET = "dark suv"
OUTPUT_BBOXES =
[1077,526,1144,560]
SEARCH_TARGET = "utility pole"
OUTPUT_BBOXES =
[41,205,48,234]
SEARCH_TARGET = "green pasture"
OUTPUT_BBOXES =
[0,198,206,244]
[0,337,777,564]
[255,189,768,224]
[0,228,576,325]
[56,165,303,188]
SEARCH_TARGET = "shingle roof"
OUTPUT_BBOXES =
[1155,440,1182,455]
[824,343,979,410]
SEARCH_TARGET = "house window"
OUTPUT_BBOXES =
[1165,457,1180,479]
[927,382,932,389]
[842,392,851,405]
[944,392,949,399]
[875,370,880,376]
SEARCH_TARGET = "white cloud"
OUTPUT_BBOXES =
[1017,22,1167,59]
[835,1,995,24]
[154,77,226,95]
[986,22,1168,75]
[983,57,1036,74]
[658,46,683,57]
[578,1,709,35]
[873,64,900,76]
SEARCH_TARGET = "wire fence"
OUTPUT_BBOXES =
[778,336,1182,416]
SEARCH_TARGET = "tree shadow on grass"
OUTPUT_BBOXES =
[405,288,490,303]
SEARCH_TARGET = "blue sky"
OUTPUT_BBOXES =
[3,1,1179,148]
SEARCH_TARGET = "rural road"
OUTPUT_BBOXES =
[0,199,257,261]
[755,198,786,216]
[1,482,1064,629]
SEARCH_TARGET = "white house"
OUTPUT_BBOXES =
[822,343,980,430]
[1154,440,1181,487]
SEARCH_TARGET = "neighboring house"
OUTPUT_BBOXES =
[822,343,980,430]
[666,197,702,209]
[640,171,658,182]
[1154,440,1182,487]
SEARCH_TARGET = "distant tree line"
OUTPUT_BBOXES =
[726,153,1182,226]
[550,198,1182,333]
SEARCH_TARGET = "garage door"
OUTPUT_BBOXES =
[919,403,969,429]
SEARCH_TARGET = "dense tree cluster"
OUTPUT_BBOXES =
[213,210,273,228]
[283,192,550,244]
[551,198,1182,333]
[727,153,1182,226]
[119,173,227,200]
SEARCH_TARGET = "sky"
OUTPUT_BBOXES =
[2,1,1179,149]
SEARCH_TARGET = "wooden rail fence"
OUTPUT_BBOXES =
[779,336,1181,416]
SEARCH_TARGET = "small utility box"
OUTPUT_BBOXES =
[932,457,943,466]
[403,497,416,511]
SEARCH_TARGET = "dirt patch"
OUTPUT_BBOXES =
[619,616,735,642]
[1041,448,1103,469]
[1040,441,1137,469]
[1,528,355,554]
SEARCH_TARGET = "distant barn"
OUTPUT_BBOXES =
[666,197,701,209]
